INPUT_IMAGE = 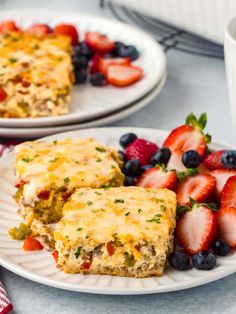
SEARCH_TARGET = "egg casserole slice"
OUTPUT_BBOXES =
[0,31,73,118]
[54,187,176,277]
[14,138,124,225]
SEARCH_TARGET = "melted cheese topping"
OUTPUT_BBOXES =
[55,187,176,247]
[14,138,124,204]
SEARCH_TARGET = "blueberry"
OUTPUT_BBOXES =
[192,251,216,270]
[150,147,171,166]
[112,41,126,56]
[74,69,87,84]
[141,164,153,172]
[73,55,89,70]
[119,133,137,148]
[168,251,190,270]
[182,150,201,168]
[221,150,236,169]
[122,159,141,177]
[78,41,93,59]
[212,239,230,256]
[124,176,136,186]
[117,45,139,60]
[118,150,126,162]
[90,73,106,87]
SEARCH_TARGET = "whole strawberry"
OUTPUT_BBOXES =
[125,138,158,166]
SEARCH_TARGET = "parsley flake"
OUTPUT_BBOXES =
[75,247,82,258]
[95,147,106,153]
[138,208,143,213]
[161,205,167,212]
[64,177,70,184]
[77,227,83,231]
[124,252,136,267]
[114,199,124,204]
[49,157,59,163]
[9,58,17,63]
[95,191,102,195]
[21,157,31,163]
[96,158,102,162]
[125,212,130,216]
[53,140,58,144]
[87,200,93,206]
[146,213,162,224]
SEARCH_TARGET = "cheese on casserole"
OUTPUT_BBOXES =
[14,138,124,224]
[0,32,73,118]
[54,187,176,277]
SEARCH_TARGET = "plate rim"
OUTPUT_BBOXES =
[0,127,235,294]
[0,9,166,127]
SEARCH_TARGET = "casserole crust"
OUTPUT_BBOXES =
[14,138,124,224]
[0,32,73,118]
[54,187,176,277]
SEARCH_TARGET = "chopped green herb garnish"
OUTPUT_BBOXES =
[96,158,102,162]
[125,212,130,216]
[21,157,31,163]
[75,247,82,258]
[64,177,70,184]
[102,184,111,190]
[0,73,5,77]
[95,147,106,153]
[146,213,162,224]
[87,200,93,206]
[124,252,136,267]
[114,199,124,204]
[113,234,123,247]
[94,191,102,195]
[53,140,58,144]
[155,198,165,203]
[111,165,116,169]
[85,235,89,239]
[9,58,18,63]
[138,208,143,213]
[77,227,83,231]
[33,44,40,49]
[161,205,167,212]
[49,157,59,163]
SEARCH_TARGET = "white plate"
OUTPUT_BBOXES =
[0,10,166,128]
[0,127,235,295]
[0,74,166,138]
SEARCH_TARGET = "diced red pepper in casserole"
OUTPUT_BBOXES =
[80,261,92,270]
[0,87,7,102]
[23,236,43,251]
[38,190,50,200]
[106,241,116,256]
[52,250,59,262]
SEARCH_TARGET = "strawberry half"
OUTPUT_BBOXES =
[125,138,158,166]
[176,204,216,255]
[89,53,103,74]
[167,150,187,172]
[210,169,236,199]
[85,31,114,53]
[221,175,236,208]
[54,24,79,45]
[107,64,143,87]
[216,207,236,248]
[27,24,51,36]
[203,150,224,171]
[98,57,131,75]
[136,167,177,190]
[0,20,20,33]
[176,173,216,205]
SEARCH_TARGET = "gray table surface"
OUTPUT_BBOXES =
[1,1,236,313]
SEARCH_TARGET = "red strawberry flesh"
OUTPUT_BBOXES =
[176,205,216,255]
[216,207,236,248]
[176,173,216,205]
[203,150,224,171]
[221,175,236,208]
[211,169,236,199]
[85,31,114,53]
[54,24,79,45]
[106,64,143,87]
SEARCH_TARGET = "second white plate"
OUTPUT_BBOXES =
[0,10,166,128]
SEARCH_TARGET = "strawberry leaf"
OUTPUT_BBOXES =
[198,113,207,131]
[204,133,212,144]
[177,168,198,181]
[176,204,191,218]
[201,203,218,211]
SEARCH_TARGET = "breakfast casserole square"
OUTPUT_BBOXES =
[14,138,124,225]
[54,186,176,277]
[0,31,73,118]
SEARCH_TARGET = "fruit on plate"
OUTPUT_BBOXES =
[119,133,138,149]
[182,150,201,168]
[90,72,106,87]
[212,239,230,256]
[168,251,190,271]
[203,150,236,170]
[106,64,143,87]
[150,147,171,166]
[27,23,51,35]
[163,113,210,157]
[192,251,216,270]
[176,173,216,205]
[221,175,236,208]
[54,23,79,45]
[98,57,131,75]
[115,44,140,61]
[122,159,142,177]
[124,138,158,166]
[210,169,236,199]
[0,20,20,33]
[215,207,236,248]
[136,166,177,190]
[85,31,115,53]
[176,203,216,255]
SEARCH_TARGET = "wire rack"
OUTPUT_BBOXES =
[100,0,224,59]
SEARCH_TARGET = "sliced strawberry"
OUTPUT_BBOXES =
[125,138,158,166]
[107,64,143,87]
[89,53,103,74]
[216,207,236,248]
[203,150,224,171]
[0,20,20,33]
[163,125,206,157]
[221,175,236,208]
[176,205,216,255]
[211,170,236,199]
[167,150,187,172]
[85,31,114,53]
[136,167,177,190]
[0,87,7,102]
[98,57,131,75]
[27,24,51,36]
[54,24,79,45]
[176,173,216,205]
